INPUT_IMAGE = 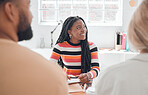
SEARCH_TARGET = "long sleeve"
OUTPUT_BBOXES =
[89,42,100,78]
[50,44,61,63]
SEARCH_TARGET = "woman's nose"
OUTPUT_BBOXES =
[81,28,86,32]
[81,29,84,33]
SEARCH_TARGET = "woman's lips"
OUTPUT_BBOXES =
[80,34,85,35]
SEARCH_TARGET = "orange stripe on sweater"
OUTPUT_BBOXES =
[91,52,98,59]
[91,52,98,55]
[62,55,81,59]
[52,52,60,56]
[90,70,96,78]
[63,59,81,62]
[62,55,81,62]
[64,68,81,75]
[50,52,60,60]
[91,55,98,59]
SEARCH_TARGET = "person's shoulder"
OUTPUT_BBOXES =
[88,41,94,45]
[16,44,67,78]
[57,41,68,45]
[55,41,69,48]
[88,41,98,50]
[0,40,55,67]
[99,61,127,78]
[99,58,137,80]
[102,63,122,75]
[0,40,68,95]
[88,41,97,47]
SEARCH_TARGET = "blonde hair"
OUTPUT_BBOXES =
[128,0,148,51]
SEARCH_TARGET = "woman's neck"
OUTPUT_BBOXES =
[69,39,80,44]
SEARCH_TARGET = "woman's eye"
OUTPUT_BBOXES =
[77,27,81,30]
[83,26,86,29]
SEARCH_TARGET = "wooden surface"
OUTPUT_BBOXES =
[68,83,83,93]
[69,91,87,95]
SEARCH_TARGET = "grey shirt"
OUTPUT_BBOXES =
[95,53,148,95]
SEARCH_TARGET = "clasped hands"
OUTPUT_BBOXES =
[67,73,92,90]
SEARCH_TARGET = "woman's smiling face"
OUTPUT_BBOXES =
[68,19,87,43]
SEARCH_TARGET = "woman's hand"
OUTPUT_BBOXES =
[78,73,91,83]
[85,80,93,90]
[79,80,93,91]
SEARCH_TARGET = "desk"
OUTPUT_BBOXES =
[68,84,95,95]
[69,92,87,95]
[31,48,138,72]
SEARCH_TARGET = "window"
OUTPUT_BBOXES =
[39,0,123,26]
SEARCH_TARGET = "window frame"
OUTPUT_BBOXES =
[38,0,123,26]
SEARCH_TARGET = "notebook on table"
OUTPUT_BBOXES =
[68,83,83,93]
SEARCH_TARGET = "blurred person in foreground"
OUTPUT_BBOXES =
[0,0,68,95]
[95,0,148,95]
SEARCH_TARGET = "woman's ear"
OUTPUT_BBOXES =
[68,30,71,35]
[68,30,72,38]
[4,2,19,23]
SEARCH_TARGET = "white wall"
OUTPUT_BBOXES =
[19,0,142,49]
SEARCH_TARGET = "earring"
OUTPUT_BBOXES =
[69,35,71,38]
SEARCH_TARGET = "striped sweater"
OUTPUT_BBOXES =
[50,40,100,78]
